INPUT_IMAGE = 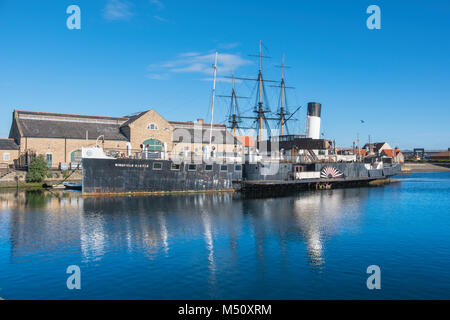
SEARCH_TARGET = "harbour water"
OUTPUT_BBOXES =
[0,172,449,299]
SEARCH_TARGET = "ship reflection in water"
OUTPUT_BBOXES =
[74,190,361,267]
[2,173,449,299]
[0,188,367,299]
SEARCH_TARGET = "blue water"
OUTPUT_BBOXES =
[0,172,449,299]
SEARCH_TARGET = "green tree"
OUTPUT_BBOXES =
[27,155,48,183]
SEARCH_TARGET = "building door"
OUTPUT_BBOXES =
[143,139,163,151]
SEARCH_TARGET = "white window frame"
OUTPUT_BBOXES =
[147,123,158,130]
[152,162,163,170]
[45,153,53,167]
[3,152,10,161]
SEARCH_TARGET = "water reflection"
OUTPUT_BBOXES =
[0,188,369,270]
[293,189,366,267]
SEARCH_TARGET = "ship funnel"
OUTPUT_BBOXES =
[305,102,322,139]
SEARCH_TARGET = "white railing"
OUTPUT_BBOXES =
[295,172,321,180]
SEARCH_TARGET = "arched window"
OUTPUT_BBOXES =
[71,149,82,162]
[143,139,163,151]
[147,123,158,130]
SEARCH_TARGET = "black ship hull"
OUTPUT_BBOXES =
[82,158,242,195]
[82,158,401,196]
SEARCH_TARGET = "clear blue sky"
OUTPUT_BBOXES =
[0,0,449,149]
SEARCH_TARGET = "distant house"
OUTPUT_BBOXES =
[381,147,404,163]
[0,139,19,168]
[381,149,393,157]
[431,151,450,161]
[362,142,392,155]
[353,149,367,157]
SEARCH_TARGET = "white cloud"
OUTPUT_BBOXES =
[218,42,241,50]
[150,0,165,10]
[154,15,169,23]
[179,52,200,57]
[147,73,169,80]
[103,0,134,21]
[149,52,252,77]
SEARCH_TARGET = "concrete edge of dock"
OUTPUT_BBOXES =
[81,188,236,197]
[402,162,450,173]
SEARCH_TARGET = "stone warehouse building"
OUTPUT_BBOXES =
[7,109,241,168]
[0,139,20,168]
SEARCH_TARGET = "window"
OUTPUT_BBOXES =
[234,165,242,172]
[46,153,53,168]
[147,123,158,130]
[188,164,197,171]
[171,163,180,171]
[153,162,163,170]
[71,149,82,162]
[3,153,10,161]
[220,165,228,172]
[205,164,213,171]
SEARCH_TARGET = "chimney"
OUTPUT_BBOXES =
[305,102,322,139]
[197,118,204,125]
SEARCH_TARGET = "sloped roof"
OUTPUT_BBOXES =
[15,110,128,141]
[362,142,389,151]
[18,119,128,140]
[353,149,367,156]
[0,139,19,150]
[16,110,128,122]
[13,109,237,143]
[120,111,148,127]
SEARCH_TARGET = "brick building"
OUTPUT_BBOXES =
[0,139,19,168]
[431,151,450,161]
[7,109,240,168]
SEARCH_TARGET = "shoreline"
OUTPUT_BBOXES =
[401,162,450,173]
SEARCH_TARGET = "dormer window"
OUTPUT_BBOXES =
[147,123,158,130]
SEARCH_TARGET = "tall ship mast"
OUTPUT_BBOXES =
[273,54,300,136]
[223,41,281,144]
[222,42,299,144]
[209,51,218,145]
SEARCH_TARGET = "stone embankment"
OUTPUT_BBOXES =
[402,162,450,173]
[0,169,82,188]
